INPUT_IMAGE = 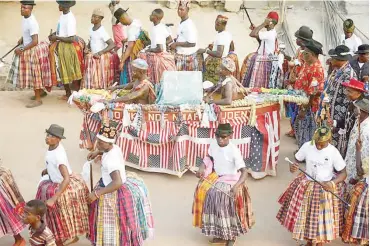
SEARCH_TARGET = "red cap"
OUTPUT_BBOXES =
[267,11,279,22]
[342,78,367,92]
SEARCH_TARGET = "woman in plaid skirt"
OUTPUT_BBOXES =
[36,124,90,246]
[87,124,154,246]
[277,126,347,245]
[192,123,254,246]
[0,165,27,246]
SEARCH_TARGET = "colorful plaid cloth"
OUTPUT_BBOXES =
[83,52,120,89]
[138,52,176,84]
[0,167,26,237]
[6,41,52,90]
[36,175,89,242]
[240,52,257,87]
[204,52,241,85]
[342,181,369,245]
[174,52,204,71]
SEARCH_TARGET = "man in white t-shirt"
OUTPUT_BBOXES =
[7,1,52,108]
[341,19,363,54]
[193,123,254,246]
[199,15,239,84]
[84,8,118,89]
[86,124,154,245]
[49,0,83,100]
[240,11,280,88]
[137,8,176,84]
[277,126,347,245]
[169,0,202,71]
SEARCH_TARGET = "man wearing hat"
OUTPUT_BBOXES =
[87,124,154,245]
[6,1,53,108]
[36,124,89,245]
[192,123,254,246]
[341,19,362,53]
[199,15,239,84]
[344,98,369,189]
[285,26,314,138]
[49,0,84,100]
[320,44,358,149]
[241,11,280,88]
[293,39,325,149]
[204,57,246,105]
[350,44,369,83]
[83,8,118,89]
[108,58,156,104]
[337,78,366,158]
[114,8,150,85]
[109,0,127,53]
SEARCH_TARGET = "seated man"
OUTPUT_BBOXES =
[109,58,156,104]
[204,58,246,105]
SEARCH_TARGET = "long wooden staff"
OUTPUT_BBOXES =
[285,157,350,207]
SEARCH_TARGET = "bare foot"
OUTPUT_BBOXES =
[57,95,69,101]
[26,101,43,108]
[209,238,227,245]
[30,91,47,100]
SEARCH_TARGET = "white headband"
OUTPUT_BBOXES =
[96,134,115,143]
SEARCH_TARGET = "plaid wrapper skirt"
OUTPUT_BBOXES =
[6,41,52,91]
[88,174,153,246]
[240,52,257,87]
[294,109,317,148]
[241,53,277,88]
[0,167,26,238]
[203,52,241,85]
[192,172,254,241]
[83,52,120,89]
[277,174,343,243]
[49,37,85,85]
[138,52,176,84]
[342,181,369,245]
[36,175,89,242]
[174,52,204,72]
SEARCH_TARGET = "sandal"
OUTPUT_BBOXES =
[285,130,295,138]
[209,238,227,245]
[57,95,69,101]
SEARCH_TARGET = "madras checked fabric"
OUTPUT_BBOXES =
[36,175,89,242]
[83,52,120,89]
[277,174,343,243]
[138,52,176,84]
[240,52,257,87]
[174,52,204,71]
[6,42,52,90]
[248,54,274,88]
[204,53,241,84]
[0,167,26,238]
[342,181,369,245]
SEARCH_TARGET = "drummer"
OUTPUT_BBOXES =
[204,57,245,105]
[108,58,156,104]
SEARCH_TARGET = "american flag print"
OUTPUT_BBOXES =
[79,105,280,178]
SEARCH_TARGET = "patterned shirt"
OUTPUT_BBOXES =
[29,223,56,246]
[295,59,324,112]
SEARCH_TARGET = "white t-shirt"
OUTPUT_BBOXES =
[127,19,142,42]
[22,14,39,46]
[45,144,72,184]
[176,18,198,55]
[212,31,232,57]
[208,141,245,176]
[295,142,346,182]
[257,28,277,55]
[57,11,77,37]
[101,144,126,186]
[150,23,170,49]
[90,25,111,54]
[341,34,362,53]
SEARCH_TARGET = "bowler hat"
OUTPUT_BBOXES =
[56,0,76,8]
[45,124,66,139]
[328,45,352,61]
[355,44,369,55]
[216,123,233,135]
[303,39,323,55]
[114,7,129,25]
[354,98,369,113]
[294,26,313,41]
[342,78,367,92]
[20,0,36,5]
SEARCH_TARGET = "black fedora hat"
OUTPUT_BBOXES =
[294,26,313,41]
[56,0,76,8]
[114,7,129,25]
[355,44,369,55]
[303,39,323,55]
[45,124,66,139]
[216,123,233,135]
[328,45,352,61]
[20,0,36,5]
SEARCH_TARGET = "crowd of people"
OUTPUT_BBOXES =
[0,0,369,246]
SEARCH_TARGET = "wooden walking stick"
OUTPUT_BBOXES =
[90,161,93,192]
[285,157,350,207]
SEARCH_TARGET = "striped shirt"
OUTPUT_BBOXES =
[29,222,56,246]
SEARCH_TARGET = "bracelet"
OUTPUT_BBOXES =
[94,190,99,199]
